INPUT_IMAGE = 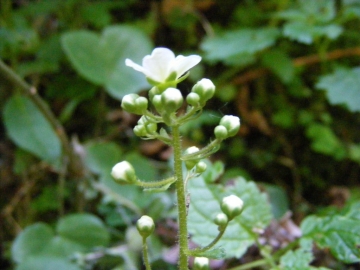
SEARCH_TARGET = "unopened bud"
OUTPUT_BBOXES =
[214,125,228,140]
[214,213,228,230]
[111,161,137,184]
[195,161,207,174]
[186,92,200,107]
[121,94,148,115]
[136,215,155,238]
[221,195,244,220]
[192,78,215,104]
[194,257,210,270]
[219,115,240,137]
[161,88,183,113]
[184,146,200,170]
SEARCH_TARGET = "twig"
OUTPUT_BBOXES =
[0,59,83,177]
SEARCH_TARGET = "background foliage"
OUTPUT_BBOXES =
[1,0,360,269]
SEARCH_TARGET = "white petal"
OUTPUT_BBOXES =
[171,55,201,78]
[125,59,152,77]
[142,48,175,82]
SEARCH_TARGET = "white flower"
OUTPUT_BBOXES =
[125,47,201,84]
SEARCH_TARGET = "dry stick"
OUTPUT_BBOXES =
[233,47,360,85]
[0,59,86,214]
[0,59,82,177]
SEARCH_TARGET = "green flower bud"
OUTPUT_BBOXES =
[152,94,163,113]
[111,161,137,184]
[184,146,200,170]
[192,78,215,104]
[214,125,228,140]
[135,96,148,113]
[186,92,200,107]
[145,122,157,134]
[136,215,155,238]
[133,124,147,137]
[149,86,160,101]
[221,195,244,220]
[219,115,240,137]
[194,257,210,270]
[214,213,228,230]
[195,161,207,174]
[161,88,183,113]
[121,94,148,115]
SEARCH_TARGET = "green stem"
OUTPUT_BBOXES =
[187,223,228,256]
[181,139,221,161]
[172,125,189,270]
[142,237,152,270]
[228,259,268,270]
[135,176,176,188]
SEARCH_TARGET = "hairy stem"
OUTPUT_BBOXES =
[142,237,152,270]
[172,125,189,270]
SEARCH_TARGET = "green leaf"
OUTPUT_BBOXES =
[56,213,110,248]
[188,162,272,258]
[301,202,360,263]
[279,238,331,270]
[316,67,360,112]
[191,247,226,259]
[261,50,294,83]
[12,214,110,269]
[3,95,61,163]
[305,123,346,159]
[61,25,153,99]
[283,22,342,44]
[12,223,54,263]
[16,256,81,270]
[201,28,279,65]
[84,141,123,175]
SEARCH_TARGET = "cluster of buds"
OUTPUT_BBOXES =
[183,146,207,173]
[214,115,241,140]
[133,116,157,138]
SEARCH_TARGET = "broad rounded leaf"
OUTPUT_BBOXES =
[84,141,123,175]
[3,95,61,163]
[56,213,110,248]
[16,256,81,270]
[188,162,272,258]
[316,67,360,112]
[62,25,153,99]
[12,223,53,263]
[201,28,279,64]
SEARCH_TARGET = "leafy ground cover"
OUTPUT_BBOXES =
[1,0,360,269]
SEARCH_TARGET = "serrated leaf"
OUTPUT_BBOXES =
[3,95,61,163]
[316,67,360,112]
[283,22,342,44]
[279,238,315,270]
[188,164,272,258]
[201,28,279,65]
[301,205,360,263]
[62,25,152,99]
